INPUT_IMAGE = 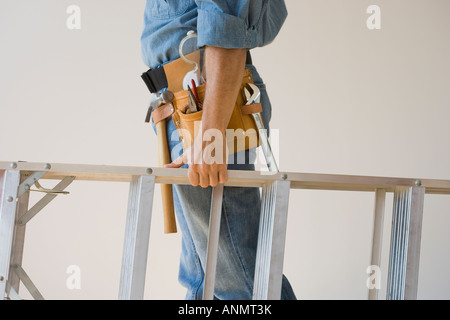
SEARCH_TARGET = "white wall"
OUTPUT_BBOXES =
[1,0,449,300]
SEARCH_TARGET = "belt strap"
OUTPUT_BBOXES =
[141,50,253,94]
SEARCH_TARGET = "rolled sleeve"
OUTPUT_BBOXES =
[195,0,287,49]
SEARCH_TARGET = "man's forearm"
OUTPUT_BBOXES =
[166,46,247,186]
[202,46,247,132]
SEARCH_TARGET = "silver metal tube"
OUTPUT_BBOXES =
[203,184,224,300]
[387,187,412,300]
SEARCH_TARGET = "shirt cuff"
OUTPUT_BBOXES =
[196,9,258,49]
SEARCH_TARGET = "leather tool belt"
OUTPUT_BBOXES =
[143,51,262,155]
[142,51,252,94]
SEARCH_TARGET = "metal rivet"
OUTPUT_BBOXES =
[0,275,4,282]
[10,162,17,169]
[146,168,153,175]
[7,196,14,202]
[44,163,51,170]
[24,184,30,191]
[281,174,288,180]
[415,180,423,187]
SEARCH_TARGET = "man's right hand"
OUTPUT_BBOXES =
[165,124,228,188]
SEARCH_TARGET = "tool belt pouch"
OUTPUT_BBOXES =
[152,68,263,155]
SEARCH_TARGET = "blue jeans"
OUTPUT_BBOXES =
[154,64,296,300]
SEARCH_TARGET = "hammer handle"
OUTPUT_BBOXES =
[155,120,177,234]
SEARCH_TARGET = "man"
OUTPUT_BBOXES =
[141,0,296,300]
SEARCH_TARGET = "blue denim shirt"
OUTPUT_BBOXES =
[141,0,288,69]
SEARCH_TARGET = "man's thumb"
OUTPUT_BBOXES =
[164,153,186,169]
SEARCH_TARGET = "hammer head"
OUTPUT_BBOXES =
[150,90,175,110]
[145,90,175,123]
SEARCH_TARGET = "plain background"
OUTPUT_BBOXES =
[1,0,449,300]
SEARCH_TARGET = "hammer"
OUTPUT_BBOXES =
[145,91,175,123]
[146,91,177,234]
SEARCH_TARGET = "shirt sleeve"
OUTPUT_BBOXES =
[195,0,288,49]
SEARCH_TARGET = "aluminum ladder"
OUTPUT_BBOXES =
[1,161,450,300]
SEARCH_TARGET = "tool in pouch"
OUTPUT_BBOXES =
[141,31,202,234]
[145,90,177,234]
[186,80,201,114]
[242,83,279,173]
